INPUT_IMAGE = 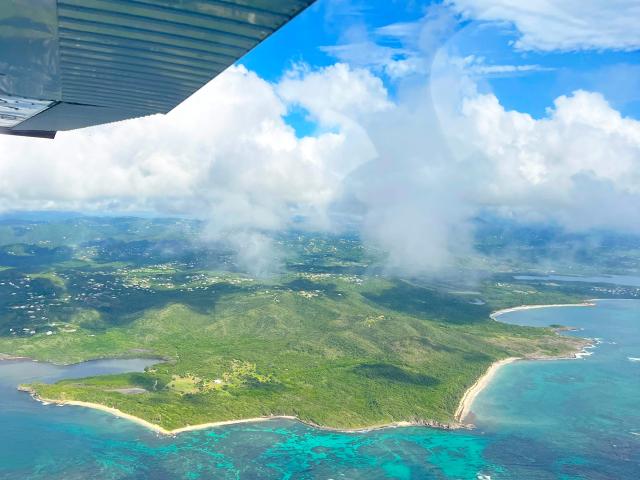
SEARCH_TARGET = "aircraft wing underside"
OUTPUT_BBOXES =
[0,0,314,138]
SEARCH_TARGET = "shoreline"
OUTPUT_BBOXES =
[454,357,520,423]
[454,346,593,424]
[19,386,460,436]
[453,301,597,423]
[0,354,32,361]
[16,301,596,436]
[490,301,595,320]
[0,354,168,367]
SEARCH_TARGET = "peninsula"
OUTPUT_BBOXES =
[0,218,595,432]
[11,294,589,432]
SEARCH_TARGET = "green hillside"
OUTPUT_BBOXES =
[10,275,584,430]
[0,217,601,430]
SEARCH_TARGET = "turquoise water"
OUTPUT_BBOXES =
[0,300,638,479]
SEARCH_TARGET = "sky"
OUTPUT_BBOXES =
[1,0,640,274]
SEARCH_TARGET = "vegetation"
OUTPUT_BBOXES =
[0,216,625,430]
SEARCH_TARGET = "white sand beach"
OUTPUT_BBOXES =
[454,357,519,423]
[29,394,432,436]
[490,302,595,320]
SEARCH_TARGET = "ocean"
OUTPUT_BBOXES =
[0,300,638,479]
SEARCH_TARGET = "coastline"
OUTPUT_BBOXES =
[19,386,458,436]
[16,301,595,436]
[452,301,596,423]
[490,301,595,320]
[0,353,32,361]
[454,357,520,423]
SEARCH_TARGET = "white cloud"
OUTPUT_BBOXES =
[321,41,425,80]
[278,63,391,129]
[2,24,640,275]
[320,4,459,79]
[449,55,552,79]
[472,64,545,75]
[375,21,423,41]
[449,0,640,51]
[0,65,382,217]
[462,90,640,230]
[0,64,384,274]
[339,70,640,274]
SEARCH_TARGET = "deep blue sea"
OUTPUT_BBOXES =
[0,300,638,479]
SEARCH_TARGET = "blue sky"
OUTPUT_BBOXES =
[241,0,640,120]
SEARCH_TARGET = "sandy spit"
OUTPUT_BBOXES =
[490,302,595,320]
[21,388,459,436]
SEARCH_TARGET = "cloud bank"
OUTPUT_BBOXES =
[462,90,640,230]
[1,4,639,275]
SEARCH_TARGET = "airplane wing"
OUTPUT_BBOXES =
[0,0,315,138]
